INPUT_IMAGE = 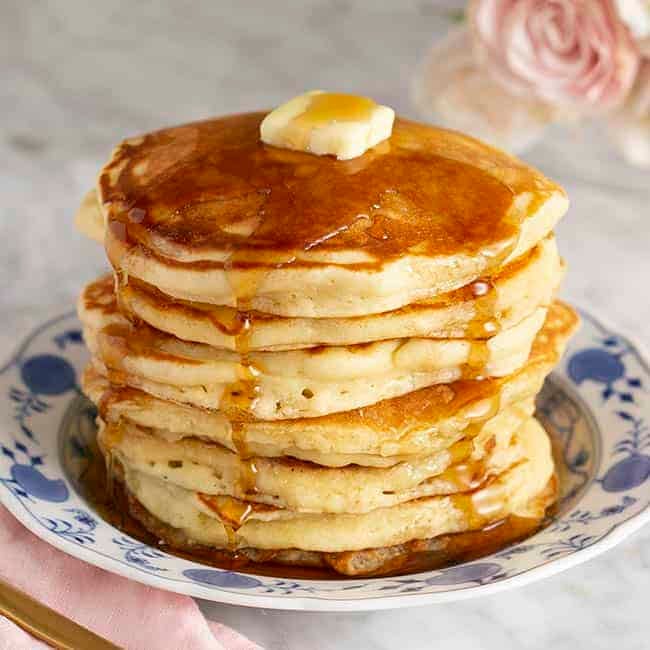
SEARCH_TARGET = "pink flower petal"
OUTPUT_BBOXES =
[468,0,641,113]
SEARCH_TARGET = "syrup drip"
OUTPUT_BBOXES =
[470,481,508,520]
[451,480,507,529]
[96,326,129,386]
[105,450,115,500]
[216,244,269,514]
[223,525,237,549]
[239,459,259,495]
[465,393,502,423]
[97,421,126,500]
[447,439,474,465]
[465,340,490,379]
[117,276,260,348]
[199,494,254,529]
[433,438,492,492]
[468,276,499,337]
[198,494,278,551]
[230,422,249,455]
[219,237,268,419]
[437,460,488,492]
[463,276,499,379]
[451,393,504,450]
[297,93,376,125]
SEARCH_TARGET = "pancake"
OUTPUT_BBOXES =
[115,235,563,350]
[74,189,104,243]
[118,417,554,553]
[80,276,548,419]
[97,399,531,514]
[74,208,563,349]
[122,472,557,576]
[96,113,568,317]
[81,300,579,466]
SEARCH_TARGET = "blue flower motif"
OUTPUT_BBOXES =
[568,348,625,386]
[601,417,650,492]
[11,464,68,502]
[540,534,599,559]
[495,545,536,560]
[424,563,504,585]
[183,569,262,589]
[54,330,83,350]
[0,440,68,502]
[600,497,636,516]
[552,497,637,532]
[41,509,97,545]
[72,510,97,528]
[113,537,168,572]
[20,355,76,396]
[601,455,650,492]
[8,387,49,439]
[567,338,644,406]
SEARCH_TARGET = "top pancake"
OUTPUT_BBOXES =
[97,113,568,317]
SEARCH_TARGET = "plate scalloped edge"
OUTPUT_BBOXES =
[0,306,648,612]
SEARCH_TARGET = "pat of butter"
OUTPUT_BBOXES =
[260,90,395,160]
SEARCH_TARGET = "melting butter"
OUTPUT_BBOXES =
[260,90,394,160]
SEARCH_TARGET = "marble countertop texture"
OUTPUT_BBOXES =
[1,1,649,649]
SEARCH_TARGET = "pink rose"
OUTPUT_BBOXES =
[469,0,641,113]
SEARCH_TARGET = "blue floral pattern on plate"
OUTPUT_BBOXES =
[0,308,648,611]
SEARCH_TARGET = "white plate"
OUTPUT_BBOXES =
[0,308,648,611]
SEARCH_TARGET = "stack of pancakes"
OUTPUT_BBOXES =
[76,113,578,576]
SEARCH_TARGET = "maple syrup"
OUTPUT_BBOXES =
[437,459,489,492]
[99,112,549,279]
[297,93,376,125]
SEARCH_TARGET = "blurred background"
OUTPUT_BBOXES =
[1,2,649,648]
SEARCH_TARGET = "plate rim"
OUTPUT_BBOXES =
[0,305,648,611]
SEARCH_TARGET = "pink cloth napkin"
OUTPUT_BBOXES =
[0,506,262,650]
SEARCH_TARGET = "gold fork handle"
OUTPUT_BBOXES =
[0,577,119,649]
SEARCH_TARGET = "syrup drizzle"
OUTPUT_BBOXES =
[437,459,489,493]
[96,420,126,501]
[198,494,277,551]
[297,93,376,125]
[220,250,262,426]
[218,236,276,514]
[463,276,498,379]
[99,113,556,286]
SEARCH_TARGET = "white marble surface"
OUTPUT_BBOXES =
[1,2,649,648]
